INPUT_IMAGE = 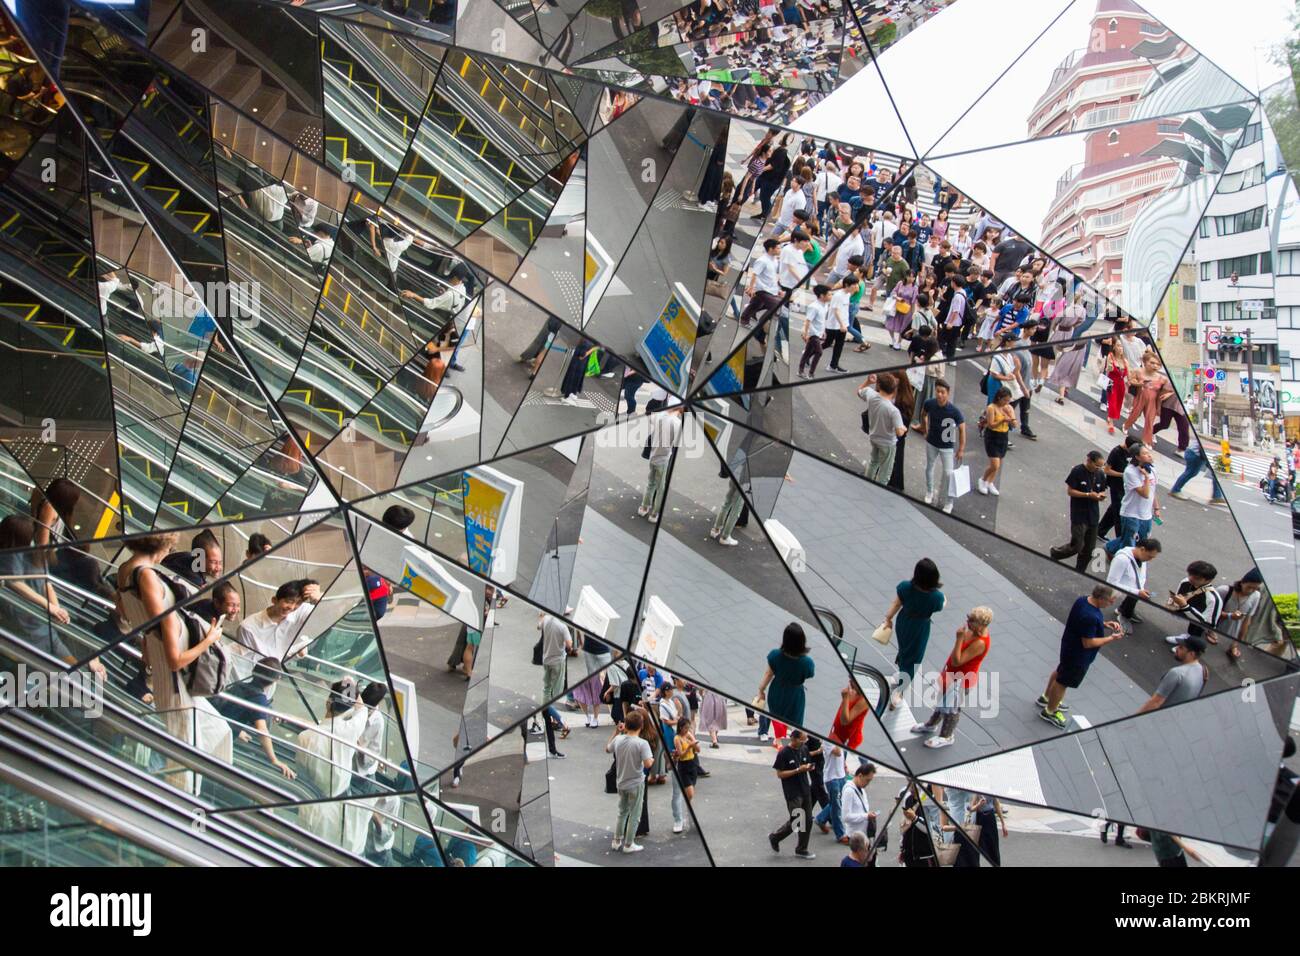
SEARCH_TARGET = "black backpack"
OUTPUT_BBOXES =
[129,566,230,698]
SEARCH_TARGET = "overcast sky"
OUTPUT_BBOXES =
[795,0,1293,241]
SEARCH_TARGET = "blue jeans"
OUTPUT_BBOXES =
[815,776,846,838]
[847,301,863,343]
[1105,515,1152,555]
[1170,446,1223,498]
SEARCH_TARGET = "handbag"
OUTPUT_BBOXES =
[1095,370,1110,391]
[905,364,925,389]
[883,295,897,314]
[871,621,893,645]
[935,840,961,866]
[896,299,911,314]
[947,464,971,499]
[750,691,766,708]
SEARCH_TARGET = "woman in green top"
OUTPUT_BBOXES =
[756,622,816,728]
[881,558,946,710]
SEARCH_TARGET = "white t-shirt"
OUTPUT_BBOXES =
[234,602,316,663]
[1106,547,1148,595]
[803,300,828,337]
[828,290,851,331]
[1119,463,1156,520]
[815,168,843,202]
[822,743,847,783]
[833,231,864,275]
[750,254,780,295]
[777,187,806,230]
[779,243,808,289]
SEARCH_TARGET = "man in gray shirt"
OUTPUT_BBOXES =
[858,372,906,484]
[1137,635,1207,712]
[539,613,572,709]
[639,405,683,523]
[606,711,654,853]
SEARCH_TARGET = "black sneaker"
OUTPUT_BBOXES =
[1035,695,1069,711]
[794,849,817,860]
[548,750,566,759]
[768,833,781,853]
[1125,612,1143,624]
[1021,428,1038,440]
[1114,836,1132,848]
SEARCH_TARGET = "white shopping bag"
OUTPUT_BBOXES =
[948,464,971,499]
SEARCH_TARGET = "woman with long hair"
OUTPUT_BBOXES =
[1123,350,1172,445]
[888,368,916,492]
[116,531,232,792]
[1103,342,1128,434]
[754,621,815,742]
[1046,291,1089,403]
[881,558,945,710]
[979,387,1017,495]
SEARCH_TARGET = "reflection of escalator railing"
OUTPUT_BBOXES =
[813,605,889,718]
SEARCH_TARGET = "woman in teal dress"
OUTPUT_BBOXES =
[881,559,945,710]
[755,623,815,730]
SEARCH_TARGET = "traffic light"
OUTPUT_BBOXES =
[1226,332,1246,346]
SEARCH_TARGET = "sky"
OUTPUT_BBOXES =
[796,0,1295,241]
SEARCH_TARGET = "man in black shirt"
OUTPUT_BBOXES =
[769,728,816,858]
[1099,436,1142,540]
[991,235,1033,287]
[1050,451,1108,571]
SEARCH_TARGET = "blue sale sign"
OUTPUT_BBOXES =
[638,293,696,393]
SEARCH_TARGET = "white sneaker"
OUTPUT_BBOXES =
[977,479,989,495]
[647,513,660,523]
[672,822,684,833]
[987,484,1000,497]
[1165,635,1181,646]
[910,722,937,735]
[759,733,770,741]
[611,839,623,850]
[708,526,720,538]
[719,536,739,547]
[622,843,645,853]
[942,502,953,514]
[637,505,649,517]
[924,734,954,749]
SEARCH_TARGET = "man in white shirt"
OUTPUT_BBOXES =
[400,274,467,316]
[829,227,864,286]
[231,579,322,683]
[814,736,849,840]
[840,762,877,855]
[798,284,830,378]
[739,238,782,326]
[1106,537,1161,632]
[290,225,335,266]
[1104,445,1160,557]
[351,681,388,793]
[775,180,806,232]
[814,161,842,231]
[778,231,811,291]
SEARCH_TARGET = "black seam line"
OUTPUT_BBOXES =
[686,160,918,401]
[274,50,444,412]
[904,156,1143,325]
[415,784,542,868]
[0,504,339,559]
[912,701,1288,857]
[685,161,917,399]
[572,11,849,73]
[694,406,911,772]
[703,408,1298,661]
[451,140,585,270]
[926,95,1262,163]
[922,116,1255,329]
[62,508,341,669]
[917,0,1076,162]
[299,6,901,162]
[697,326,1125,402]
[4,10,257,525]
[1089,729,1139,833]
[344,402,652,508]
[338,497,522,867]
[914,779,1002,867]
[566,98,700,388]
[1128,0,1261,104]
[843,0,920,160]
